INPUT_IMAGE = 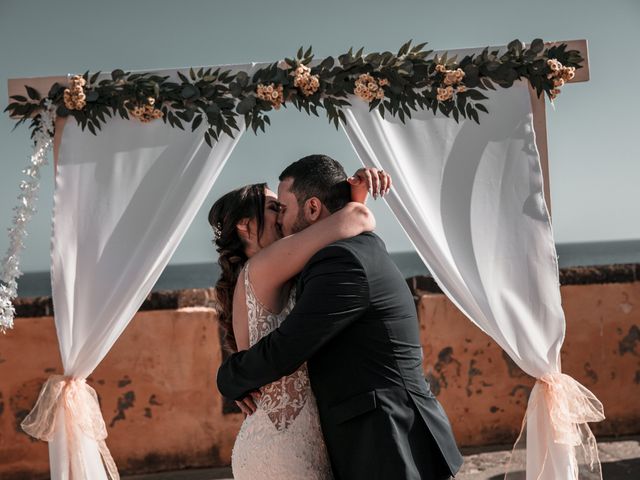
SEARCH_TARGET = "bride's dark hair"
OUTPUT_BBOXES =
[208,183,267,353]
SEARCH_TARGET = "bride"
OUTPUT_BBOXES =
[207,166,390,479]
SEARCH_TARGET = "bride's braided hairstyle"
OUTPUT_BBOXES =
[208,183,267,353]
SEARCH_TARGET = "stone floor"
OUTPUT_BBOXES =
[122,436,640,479]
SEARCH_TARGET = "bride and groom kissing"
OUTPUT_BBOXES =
[211,154,463,479]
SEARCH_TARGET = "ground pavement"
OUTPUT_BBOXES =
[122,436,640,479]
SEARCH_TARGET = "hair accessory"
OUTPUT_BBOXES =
[213,221,222,240]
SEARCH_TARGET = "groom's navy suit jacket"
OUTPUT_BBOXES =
[217,232,463,479]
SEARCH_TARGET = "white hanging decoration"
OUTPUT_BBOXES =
[0,100,55,333]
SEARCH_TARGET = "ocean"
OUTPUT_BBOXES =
[11,239,640,298]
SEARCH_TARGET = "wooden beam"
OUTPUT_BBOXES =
[7,75,66,108]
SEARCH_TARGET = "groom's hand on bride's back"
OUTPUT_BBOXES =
[348,167,392,203]
[235,390,261,416]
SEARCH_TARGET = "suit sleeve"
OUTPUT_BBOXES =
[216,245,369,400]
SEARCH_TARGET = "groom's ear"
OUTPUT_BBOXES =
[303,197,324,223]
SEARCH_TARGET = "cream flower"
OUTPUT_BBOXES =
[63,75,89,110]
[354,73,387,103]
[256,83,284,109]
[292,63,320,97]
[560,66,576,81]
[128,101,164,122]
[71,75,86,87]
[443,68,465,86]
[547,59,562,72]
[436,86,454,102]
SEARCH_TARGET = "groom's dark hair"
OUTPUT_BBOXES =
[279,154,350,213]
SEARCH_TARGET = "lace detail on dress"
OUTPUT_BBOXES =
[232,263,333,479]
[243,263,310,431]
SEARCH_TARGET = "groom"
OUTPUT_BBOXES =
[217,155,463,479]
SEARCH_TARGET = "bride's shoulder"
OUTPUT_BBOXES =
[232,264,249,300]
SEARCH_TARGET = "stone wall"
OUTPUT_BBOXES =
[0,264,638,479]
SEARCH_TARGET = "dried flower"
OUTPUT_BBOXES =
[435,64,447,73]
[560,66,576,81]
[292,63,320,97]
[547,59,562,72]
[545,59,575,100]
[127,98,164,123]
[436,86,454,102]
[63,75,88,110]
[443,68,465,86]
[256,83,284,109]
[354,73,387,103]
[456,85,467,93]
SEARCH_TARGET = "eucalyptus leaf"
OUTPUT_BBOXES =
[56,105,70,117]
[25,86,40,101]
[111,69,125,81]
[236,96,256,115]
[530,38,545,54]
[181,85,199,99]
[191,114,203,132]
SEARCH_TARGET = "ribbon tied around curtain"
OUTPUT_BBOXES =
[510,372,605,480]
[20,375,120,480]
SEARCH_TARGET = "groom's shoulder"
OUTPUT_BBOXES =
[306,232,385,268]
[332,231,386,252]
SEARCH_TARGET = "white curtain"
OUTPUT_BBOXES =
[21,108,244,479]
[342,80,603,479]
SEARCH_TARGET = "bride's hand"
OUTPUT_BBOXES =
[348,167,392,203]
[235,390,261,416]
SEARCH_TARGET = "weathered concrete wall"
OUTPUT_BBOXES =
[0,265,638,478]
[0,308,242,479]
[418,281,640,446]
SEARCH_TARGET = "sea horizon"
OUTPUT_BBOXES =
[11,239,640,298]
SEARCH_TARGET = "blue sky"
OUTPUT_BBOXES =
[1,0,638,272]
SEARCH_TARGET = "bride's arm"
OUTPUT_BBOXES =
[249,202,375,291]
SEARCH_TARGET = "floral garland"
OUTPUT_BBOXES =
[5,39,582,147]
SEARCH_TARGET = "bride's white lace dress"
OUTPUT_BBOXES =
[231,263,333,480]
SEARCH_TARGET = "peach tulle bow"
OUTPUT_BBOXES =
[539,372,605,451]
[508,372,605,480]
[21,375,120,480]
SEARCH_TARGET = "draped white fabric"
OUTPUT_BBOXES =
[46,114,243,479]
[341,80,602,479]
